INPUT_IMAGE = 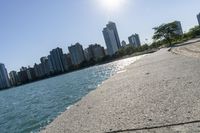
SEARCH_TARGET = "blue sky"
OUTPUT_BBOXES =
[0,0,200,72]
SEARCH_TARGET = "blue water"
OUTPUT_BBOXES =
[0,56,142,133]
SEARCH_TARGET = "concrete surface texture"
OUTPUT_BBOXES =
[41,39,200,133]
[171,38,200,58]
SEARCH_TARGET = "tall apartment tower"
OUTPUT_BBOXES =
[0,63,10,89]
[48,47,65,73]
[85,44,105,61]
[128,34,141,47]
[9,71,20,86]
[62,54,70,71]
[40,57,51,76]
[197,13,200,26]
[103,21,121,56]
[68,43,85,65]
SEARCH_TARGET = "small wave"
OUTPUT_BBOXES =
[66,105,73,110]
[117,70,127,74]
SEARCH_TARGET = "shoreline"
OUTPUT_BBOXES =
[41,40,200,133]
[40,54,146,132]
[40,49,157,133]
[0,49,156,92]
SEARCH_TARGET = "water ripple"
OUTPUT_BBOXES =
[0,56,143,133]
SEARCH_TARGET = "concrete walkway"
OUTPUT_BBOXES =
[42,40,200,133]
[171,38,200,58]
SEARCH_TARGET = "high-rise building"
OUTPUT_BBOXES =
[18,67,29,84]
[9,71,20,86]
[20,67,27,71]
[65,54,72,68]
[48,47,65,73]
[47,55,54,74]
[62,54,70,71]
[121,40,127,47]
[84,48,93,61]
[68,43,85,65]
[26,67,36,81]
[86,44,105,61]
[174,21,183,35]
[34,63,43,78]
[40,57,50,76]
[0,63,10,89]
[197,13,200,26]
[128,34,141,47]
[104,49,108,55]
[103,21,121,56]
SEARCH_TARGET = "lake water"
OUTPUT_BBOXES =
[0,56,143,133]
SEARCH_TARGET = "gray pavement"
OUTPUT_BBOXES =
[171,38,200,58]
[42,40,200,133]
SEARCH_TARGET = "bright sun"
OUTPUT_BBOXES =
[98,0,125,12]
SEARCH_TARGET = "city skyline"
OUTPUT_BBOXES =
[1,38,111,89]
[1,21,133,76]
[0,0,200,71]
[1,21,134,74]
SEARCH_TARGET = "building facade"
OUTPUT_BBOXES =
[47,55,54,74]
[197,13,200,26]
[9,71,20,86]
[40,57,51,76]
[174,21,183,35]
[18,67,29,84]
[34,63,43,78]
[88,44,105,61]
[84,48,93,61]
[65,54,72,68]
[62,54,71,71]
[128,34,141,47]
[0,63,10,89]
[68,43,85,65]
[121,40,127,47]
[26,67,36,81]
[103,22,121,56]
[48,47,65,73]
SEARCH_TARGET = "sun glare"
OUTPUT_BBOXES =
[98,0,126,12]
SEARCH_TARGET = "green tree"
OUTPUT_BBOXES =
[187,26,200,38]
[153,22,179,46]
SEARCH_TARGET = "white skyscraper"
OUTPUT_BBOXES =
[0,63,10,89]
[103,22,121,56]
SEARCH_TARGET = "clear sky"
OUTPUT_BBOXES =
[0,0,200,72]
